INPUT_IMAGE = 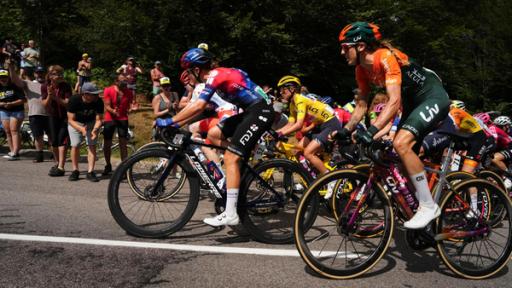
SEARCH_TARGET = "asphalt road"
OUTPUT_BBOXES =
[0,150,510,288]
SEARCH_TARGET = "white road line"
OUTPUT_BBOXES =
[0,233,359,258]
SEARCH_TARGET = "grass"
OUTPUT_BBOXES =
[129,94,155,149]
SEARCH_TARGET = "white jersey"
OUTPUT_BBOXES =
[192,83,237,112]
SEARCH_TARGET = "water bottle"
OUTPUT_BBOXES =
[192,145,208,164]
[392,168,418,209]
[207,161,226,191]
[299,155,316,178]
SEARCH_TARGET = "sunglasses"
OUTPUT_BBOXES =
[341,43,356,51]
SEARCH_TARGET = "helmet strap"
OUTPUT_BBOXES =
[189,68,203,84]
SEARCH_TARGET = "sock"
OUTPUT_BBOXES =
[225,188,238,217]
[411,171,435,208]
[471,193,478,211]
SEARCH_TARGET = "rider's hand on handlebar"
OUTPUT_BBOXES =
[354,125,379,146]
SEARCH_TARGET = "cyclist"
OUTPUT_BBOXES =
[161,48,274,226]
[276,75,343,176]
[490,115,512,173]
[336,21,450,229]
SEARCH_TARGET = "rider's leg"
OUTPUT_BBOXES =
[492,152,508,172]
[394,129,439,229]
[303,140,328,174]
[223,150,241,217]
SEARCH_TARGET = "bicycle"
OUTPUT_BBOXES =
[294,131,512,279]
[108,126,315,244]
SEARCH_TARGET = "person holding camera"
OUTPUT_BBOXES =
[116,56,143,97]
[42,65,72,177]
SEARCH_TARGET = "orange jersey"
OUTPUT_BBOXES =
[356,48,409,96]
[448,108,482,134]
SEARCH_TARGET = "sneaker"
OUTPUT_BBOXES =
[86,171,99,182]
[203,212,240,227]
[2,152,14,159]
[324,181,337,200]
[102,164,112,176]
[33,151,44,163]
[68,170,80,181]
[404,204,441,229]
[7,153,20,161]
[49,166,65,177]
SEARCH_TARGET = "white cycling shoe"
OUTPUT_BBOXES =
[404,204,441,229]
[324,181,337,200]
[203,212,240,227]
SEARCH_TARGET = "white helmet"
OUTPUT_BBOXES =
[493,116,512,126]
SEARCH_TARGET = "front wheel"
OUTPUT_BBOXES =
[294,170,394,279]
[108,148,200,238]
[239,159,314,244]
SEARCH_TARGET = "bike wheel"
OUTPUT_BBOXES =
[295,170,394,279]
[136,141,167,153]
[239,159,314,244]
[478,170,507,226]
[435,178,512,279]
[108,148,200,238]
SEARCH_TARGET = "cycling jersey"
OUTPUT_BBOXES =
[193,83,237,113]
[198,68,270,109]
[334,108,351,125]
[355,47,450,140]
[288,93,335,124]
[448,108,483,134]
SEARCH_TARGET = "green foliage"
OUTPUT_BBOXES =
[2,0,511,112]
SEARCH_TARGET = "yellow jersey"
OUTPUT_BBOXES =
[288,93,335,124]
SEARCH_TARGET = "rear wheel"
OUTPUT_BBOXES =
[239,159,314,244]
[435,178,512,279]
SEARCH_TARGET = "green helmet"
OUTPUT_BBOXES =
[338,22,382,44]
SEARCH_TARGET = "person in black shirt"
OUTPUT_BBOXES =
[0,67,25,161]
[67,82,104,182]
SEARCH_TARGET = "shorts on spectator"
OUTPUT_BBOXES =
[103,120,129,140]
[68,121,97,147]
[0,110,25,121]
[29,115,50,138]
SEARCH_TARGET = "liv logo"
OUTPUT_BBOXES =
[419,104,440,123]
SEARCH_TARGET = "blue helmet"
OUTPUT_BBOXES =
[180,48,212,69]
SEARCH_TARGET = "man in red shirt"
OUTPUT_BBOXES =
[101,74,138,175]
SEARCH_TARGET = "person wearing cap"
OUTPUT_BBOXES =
[75,53,92,93]
[116,56,143,96]
[101,74,138,175]
[152,77,180,119]
[67,82,104,182]
[150,61,165,97]
[8,60,49,162]
[0,65,26,161]
[197,43,209,51]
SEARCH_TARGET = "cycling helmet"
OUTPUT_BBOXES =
[474,112,491,124]
[494,116,512,126]
[197,43,209,50]
[339,22,382,44]
[179,70,190,85]
[450,100,465,110]
[180,48,212,69]
[82,53,89,58]
[277,75,301,88]
[373,103,386,113]
[159,77,171,86]
[0,69,8,77]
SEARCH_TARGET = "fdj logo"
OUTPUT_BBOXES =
[240,125,259,145]
[420,104,440,123]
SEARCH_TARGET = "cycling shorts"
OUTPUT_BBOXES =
[399,68,450,141]
[103,120,129,140]
[304,117,343,148]
[218,101,274,158]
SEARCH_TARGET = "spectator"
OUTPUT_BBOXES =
[75,53,92,93]
[22,40,40,80]
[1,38,18,68]
[0,64,25,161]
[152,77,179,118]
[150,61,165,97]
[42,65,72,177]
[19,43,27,79]
[67,82,104,182]
[8,61,49,163]
[116,56,143,96]
[102,74,138,175]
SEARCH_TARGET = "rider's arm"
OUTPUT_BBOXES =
[172,99,207,126]
[374,120,393,140]
[344,92,369,131]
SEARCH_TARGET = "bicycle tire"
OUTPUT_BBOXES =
[478,170,507,226]
[435,178,512,279]
[295,169,394,279]
[108,148,200,238]
[136,141,167,153]
[239,158,315,244]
